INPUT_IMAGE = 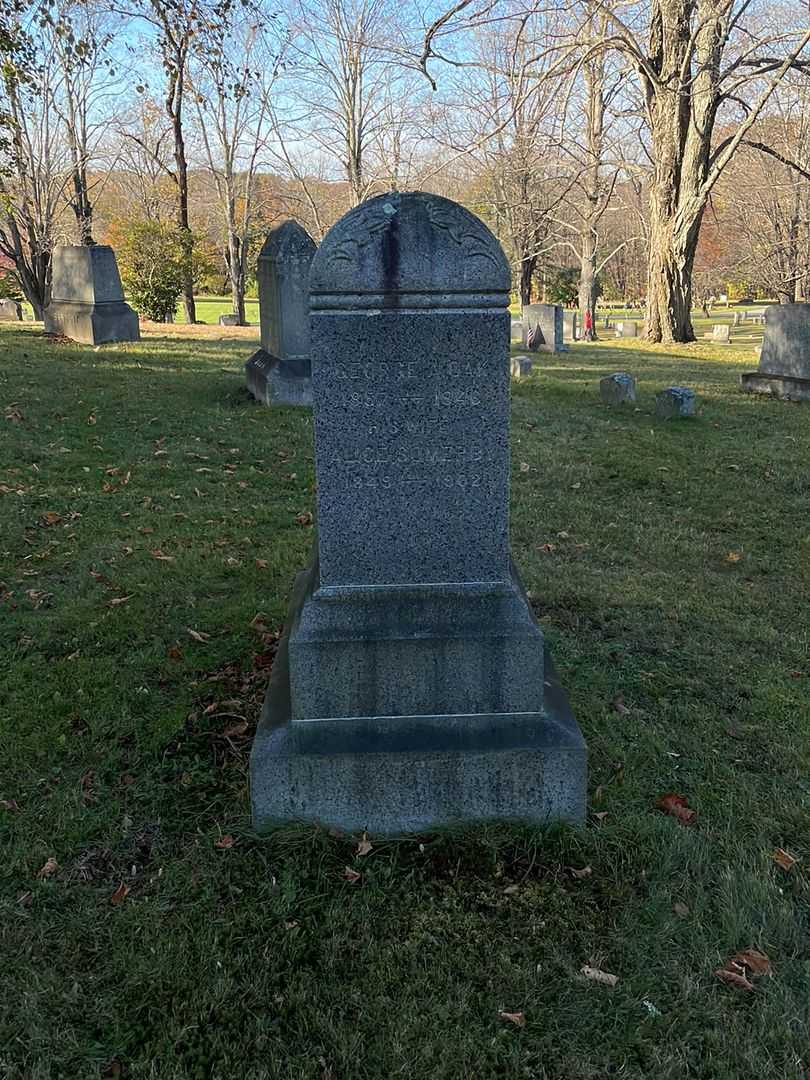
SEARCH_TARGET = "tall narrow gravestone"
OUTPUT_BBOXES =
[740,303,810,402]
[250,192,586,833]
[44,245,139,344]
[245,221,316,406]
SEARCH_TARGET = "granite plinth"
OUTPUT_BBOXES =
[43,299,140,345]
[740,372,810,402]
[245,347,312,406]
[44,245,139,344]
[510,355,533,379]
[250,562,586,833]
[286,555,545,721]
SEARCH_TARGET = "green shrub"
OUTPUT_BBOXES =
[113,220,186,322]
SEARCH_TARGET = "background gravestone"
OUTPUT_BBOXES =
[600,372,636,404]
[0,298,21,322]
[245,221,316,407]
[524,303,565,352]
[615,321,638,338]
[741,303,810,402]
[250,191,586,834]
[44,245,139,345]
[562,310,578,343]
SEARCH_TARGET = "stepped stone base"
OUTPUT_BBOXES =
[44,300,140,345]
[250,560,586,834]
[740,371,810,402]
[245,347,312,406]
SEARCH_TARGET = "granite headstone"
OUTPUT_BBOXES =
[600,372,636,405]
[524,303,565,353]
[615,321,638,338]
[245,221,316,407]
[250,191,586,834]
[43,245,139,345]
[0,298,21,322]
[562,310,578,342]
[656,386,696,418]
[510,355,533,380]
[740,303,810,401]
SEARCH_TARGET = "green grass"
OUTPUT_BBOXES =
[1,324,808,1079]
[175,296,260,325]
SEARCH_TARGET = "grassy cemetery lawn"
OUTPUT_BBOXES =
[2,322,809,1079]
[175,296,260,325]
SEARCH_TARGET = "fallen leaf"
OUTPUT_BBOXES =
[295,511,313,526]
[715,963,755,992]
[343,866,361,884]
[109,596,133,607]
[611,693,630,715]
[673,901,690,917]
[1,799,20,811]
[570,865,593,879]
[110,882,130,905]
[593,811,609,823]
[222,721,249,738]
[581,965,618,987]
[541,542,556,554]
[37,857,58,878]
[167,643,183,661]
[255,558,268,569]
[772,848,797,871]
[356,833,373,857]
[215,834,235,850]
[498,1010,526,1027]
[656,793,697,826]
[519,462,530,473]
[151,549,175,562]
[731,949,771,977]
[186,628,211,643]
[284,919,300,930]
[41,511,61,527]
[726,552,742,563]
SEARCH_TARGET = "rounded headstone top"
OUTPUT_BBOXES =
[310,192,511,309]
[259,220,317,261]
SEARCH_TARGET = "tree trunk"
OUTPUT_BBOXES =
[578,244,598,341]
[168,55,196,324]
[644,176,703,343]
[519,255,536,308]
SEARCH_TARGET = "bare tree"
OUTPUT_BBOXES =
[189,19,282,322]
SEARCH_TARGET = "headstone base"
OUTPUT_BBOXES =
[44,300,140,345]
[250,561,586,833]
[740,371,810,402]
[245,347,312,406]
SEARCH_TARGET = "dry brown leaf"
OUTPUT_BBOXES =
[356,833,373,857]
[110,882,130,905]
[284,919,300,930]
[498,1010,526,1027]
[295,512,313,526]
[570,866,593,879]
[255,559,268,569]
[541,543,556,554]
[611,693,630,715]
[715,963,755,992]
[519,462,530,473]
[772,848,797,871]
[503,884,520,895]
[222,721,249,738]
[186,627,211,643]
[41,511,61,527]
[37,857,58,878]
[109,596,133,607]
[726,552,742,563]
[581,965,618,987]
[167,644,183,661]
[343,866,361,884]
[672,901,690,917]
[0,799,20,811]
[150,549,175,562]
[731,949,771,977]
[214,834,235,850]
[593,811,609,823]
[656,793,697,826]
